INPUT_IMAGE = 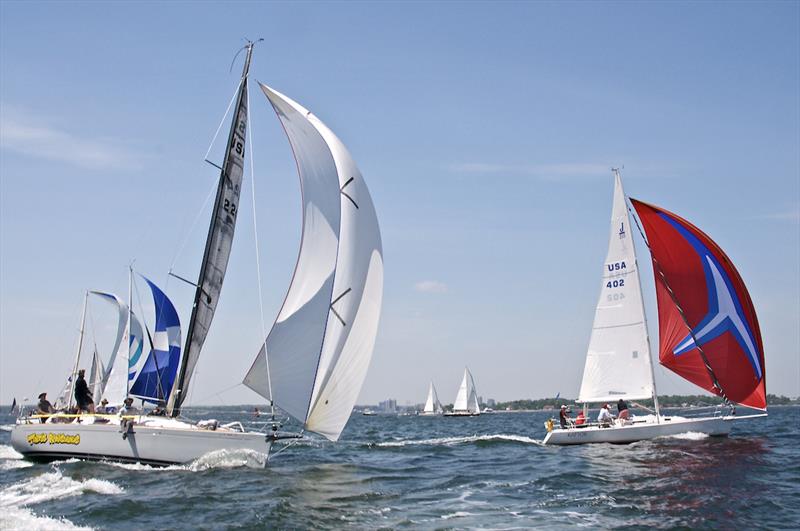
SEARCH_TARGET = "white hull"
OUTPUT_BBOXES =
[11,415,273,466]
[443,411,480,417]
[542,414,733,445]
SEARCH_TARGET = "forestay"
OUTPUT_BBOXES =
[244,84,384,441]
[578,172,655,404]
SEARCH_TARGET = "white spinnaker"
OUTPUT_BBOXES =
[90,291,130,404]
[453,369,470,411]
[244,84,383,441]
[578,172,654,403]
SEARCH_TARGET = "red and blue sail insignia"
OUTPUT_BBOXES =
[630,199,766,410]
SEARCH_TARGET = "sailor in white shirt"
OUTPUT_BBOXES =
[597,403,614,426]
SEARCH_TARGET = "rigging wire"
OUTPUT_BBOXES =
[245,75,276,417]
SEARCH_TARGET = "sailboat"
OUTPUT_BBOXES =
[444,367,481,417]
[11,40,383,464]
[543,170,766,445]
[420,381,443,416]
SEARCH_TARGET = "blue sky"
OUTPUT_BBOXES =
[1,1,798,407]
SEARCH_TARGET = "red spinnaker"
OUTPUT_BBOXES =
[631,199,766,410]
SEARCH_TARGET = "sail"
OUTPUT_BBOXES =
[630,199,766,410]
[453,369,469,411]
[243,84,384,441]
[578,173,654,403]
[130,277,182,404]
[89,349,104,402]
[170,49,251,414]
[90,291,131,404]
[423,382,439,413]
[468,372,480,413]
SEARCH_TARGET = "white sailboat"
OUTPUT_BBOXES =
[543,170,767,445]
[444,367,481,417]
[12,41,383,464]
[420,381,443,416]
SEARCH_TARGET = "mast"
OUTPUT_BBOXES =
[617,168,661,422]
[68,291,89,410]
[126,264,133,397]
[168,41,255,416]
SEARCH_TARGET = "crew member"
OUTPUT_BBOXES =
[597,403,614,427]
[74,369,95,413]
[558,405,572,428]
[617,399,630,424]
[36,392,54,423]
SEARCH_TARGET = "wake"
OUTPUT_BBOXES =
[374,433,544,447]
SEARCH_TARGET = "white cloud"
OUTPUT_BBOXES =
[414,280,448,294]
[757,207,800,223]
[445,162,614,180]
[0,113,141,171]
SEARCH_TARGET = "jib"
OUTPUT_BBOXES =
[607,261,627,272]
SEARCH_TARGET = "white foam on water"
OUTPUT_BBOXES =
[103,461,186,472]
[0,444,24,459]
[1,506,94,531]
[375,433,543,447]
[1,459,33,470]
[0,424,14,432]
[189,448,268,470]
[441,511,474,520]
[0,470,123,507]
[662,431,710,441]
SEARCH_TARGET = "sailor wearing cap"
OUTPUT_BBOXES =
[558,404,573,428]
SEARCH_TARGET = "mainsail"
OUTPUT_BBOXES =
[130,277,182,404]
[243,84,384,441]
[168,44,252,415]
[423,382,442,414]
[630,199,766,410]
[578,171,655,403]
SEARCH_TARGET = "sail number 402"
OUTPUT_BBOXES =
[606,279,625,289]
[224,199,237,217]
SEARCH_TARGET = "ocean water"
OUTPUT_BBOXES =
[1,406,798,530]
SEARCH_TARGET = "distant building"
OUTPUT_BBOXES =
[379,399,397,413]
[486,398,496,408]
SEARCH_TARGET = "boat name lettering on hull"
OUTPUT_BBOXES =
[27,433,81,445]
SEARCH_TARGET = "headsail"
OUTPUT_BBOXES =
[630,199,766,410]
[423,382,442,414]
[90,291,132,404]
[578,172,655,403]
[243,84,384,441]
[453,370,470,411]
[169,43,252,415]
[130,276,182,404]
[452,368,480,413]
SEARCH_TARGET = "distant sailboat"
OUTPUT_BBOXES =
[12,40,383,464]
[444,368,481,417]
[420,381,443,416]
[544,170,766,445]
